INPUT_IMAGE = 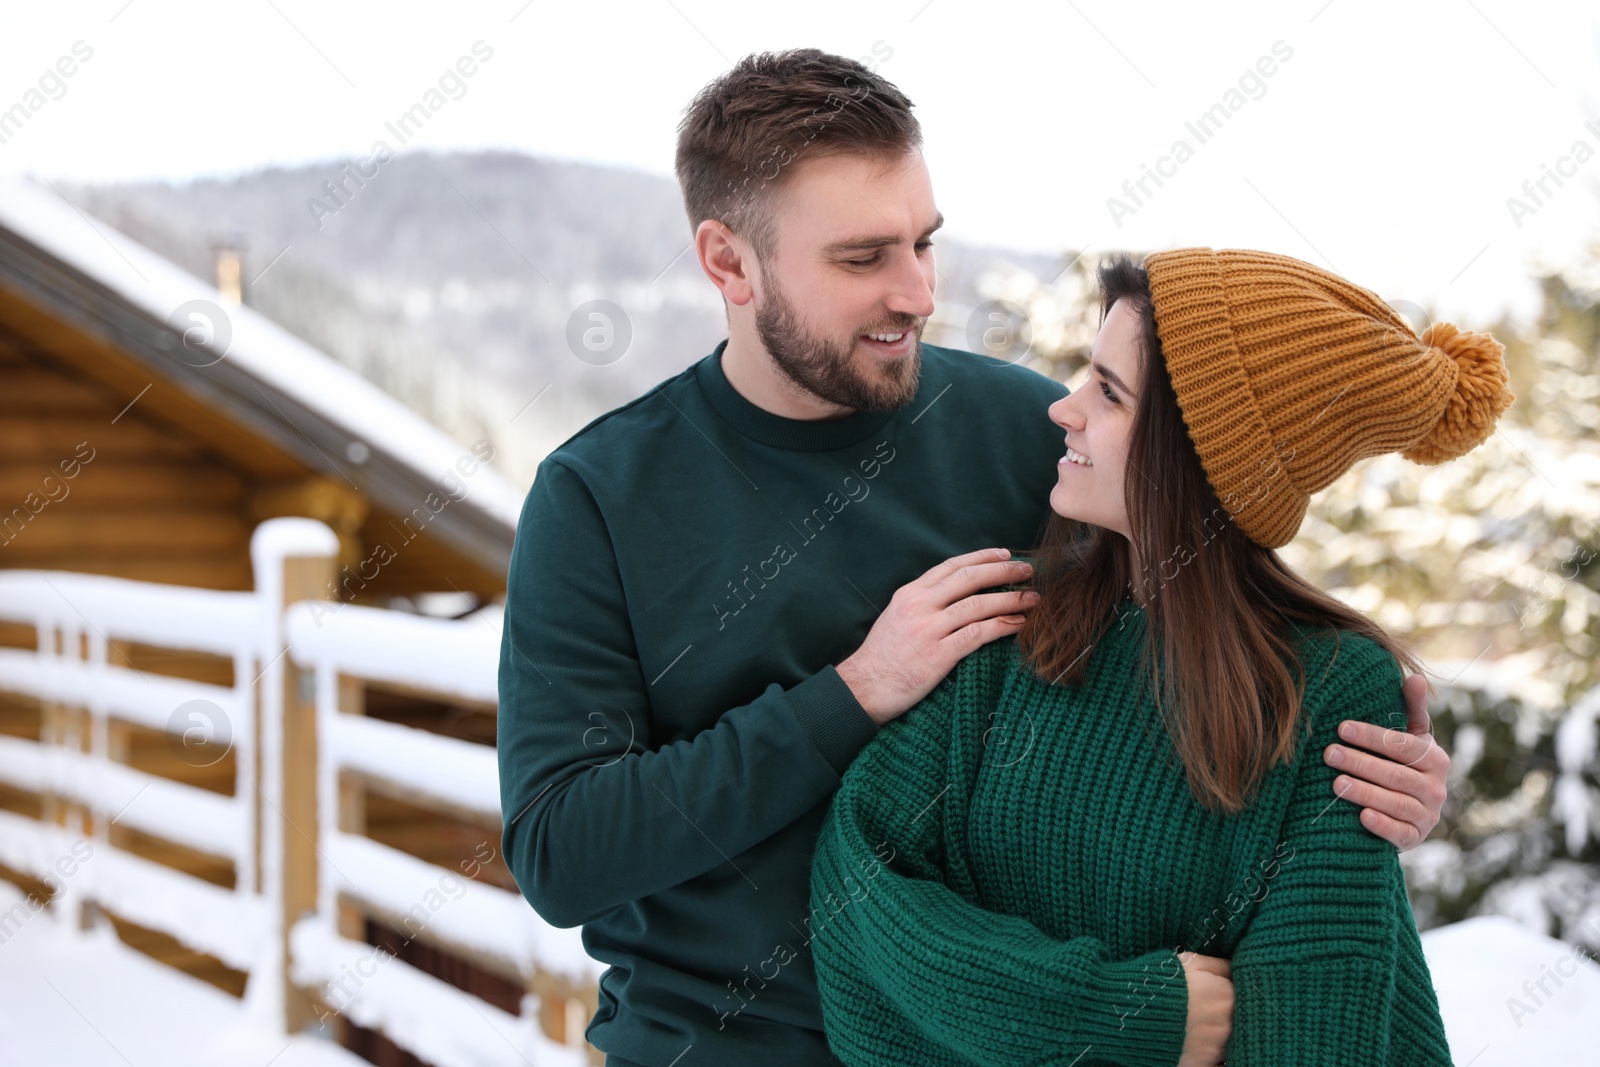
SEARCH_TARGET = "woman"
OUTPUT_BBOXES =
[808,248,1513,1066]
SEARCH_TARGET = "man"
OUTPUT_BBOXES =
[498,49,1449,1067]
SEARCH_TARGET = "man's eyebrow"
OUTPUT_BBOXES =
[1091,360,1136,398]
[822,213,944,254]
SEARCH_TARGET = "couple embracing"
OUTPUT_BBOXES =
[498,47,1509,1067]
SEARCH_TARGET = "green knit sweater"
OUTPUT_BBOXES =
[809,604,1454,1066]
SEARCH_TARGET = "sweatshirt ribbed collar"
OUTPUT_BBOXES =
[694,339,906,453]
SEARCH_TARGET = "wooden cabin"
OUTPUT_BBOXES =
[0,178,598,1065]
[0,180,519,598]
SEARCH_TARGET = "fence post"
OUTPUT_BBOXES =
[248,518,339,1035]
[335,672,366,949]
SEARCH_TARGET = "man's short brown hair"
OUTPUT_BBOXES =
[674,48,921,260]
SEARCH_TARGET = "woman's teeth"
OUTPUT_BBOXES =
[1064,447,1093,467]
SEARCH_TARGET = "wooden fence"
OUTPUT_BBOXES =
[0,518,600,1066]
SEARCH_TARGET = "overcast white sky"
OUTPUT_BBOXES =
[4,0,1599,325]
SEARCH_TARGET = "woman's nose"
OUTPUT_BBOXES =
[1048,394,1080,430]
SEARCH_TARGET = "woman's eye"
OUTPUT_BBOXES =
[1099,380,1120,405]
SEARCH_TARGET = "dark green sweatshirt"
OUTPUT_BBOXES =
[811,616,1454,1066]
[497,339,1067,1065]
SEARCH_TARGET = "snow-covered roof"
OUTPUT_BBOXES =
[0,177,523,575]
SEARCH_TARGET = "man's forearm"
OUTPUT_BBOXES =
[499,667,876,926]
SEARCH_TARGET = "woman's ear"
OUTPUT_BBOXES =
[695,219,754,306]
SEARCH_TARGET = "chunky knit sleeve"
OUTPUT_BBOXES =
[1228,634,1453,1066]
[809,641,1190,1067]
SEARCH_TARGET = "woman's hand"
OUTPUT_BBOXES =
[1178,952,1233,1066]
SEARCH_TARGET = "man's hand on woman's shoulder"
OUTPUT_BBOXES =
[1323,672,1450,850]
[836,547,1038,726]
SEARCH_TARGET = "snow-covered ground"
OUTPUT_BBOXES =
[1421,915,1600,1067]
[4,876,1598,1066]
[0,881,366,1067]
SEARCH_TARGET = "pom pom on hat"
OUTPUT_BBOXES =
[1401,322,1516,464]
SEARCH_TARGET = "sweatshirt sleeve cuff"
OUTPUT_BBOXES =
[786,665,879,777]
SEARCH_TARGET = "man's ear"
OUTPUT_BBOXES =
[695,218,755,307]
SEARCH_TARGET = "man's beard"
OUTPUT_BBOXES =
[754,272,923,413]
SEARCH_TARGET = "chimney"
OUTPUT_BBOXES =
[213,232,245,306]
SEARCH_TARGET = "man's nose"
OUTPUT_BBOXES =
[883,250,935,320]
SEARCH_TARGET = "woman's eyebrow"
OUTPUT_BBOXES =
[1091,360,1135,397]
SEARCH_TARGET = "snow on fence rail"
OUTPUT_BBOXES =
[0,518,598,1067]
[0,524,331,1004]
[285,597,599,1066]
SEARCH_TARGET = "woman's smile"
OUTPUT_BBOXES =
[1060,444,1093,468]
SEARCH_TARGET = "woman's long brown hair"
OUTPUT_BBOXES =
[1017,255,1419,813]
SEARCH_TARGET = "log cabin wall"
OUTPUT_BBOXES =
[1,324,256,589]
[0,298,506,599]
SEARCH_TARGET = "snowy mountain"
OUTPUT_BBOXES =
[57,152,1063,486]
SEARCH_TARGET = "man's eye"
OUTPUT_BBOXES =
[915,241,934,254]
[846,255,880,267]
[1100,380,1120,405]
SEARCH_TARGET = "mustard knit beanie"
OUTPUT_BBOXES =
[1142,248,1515,549]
